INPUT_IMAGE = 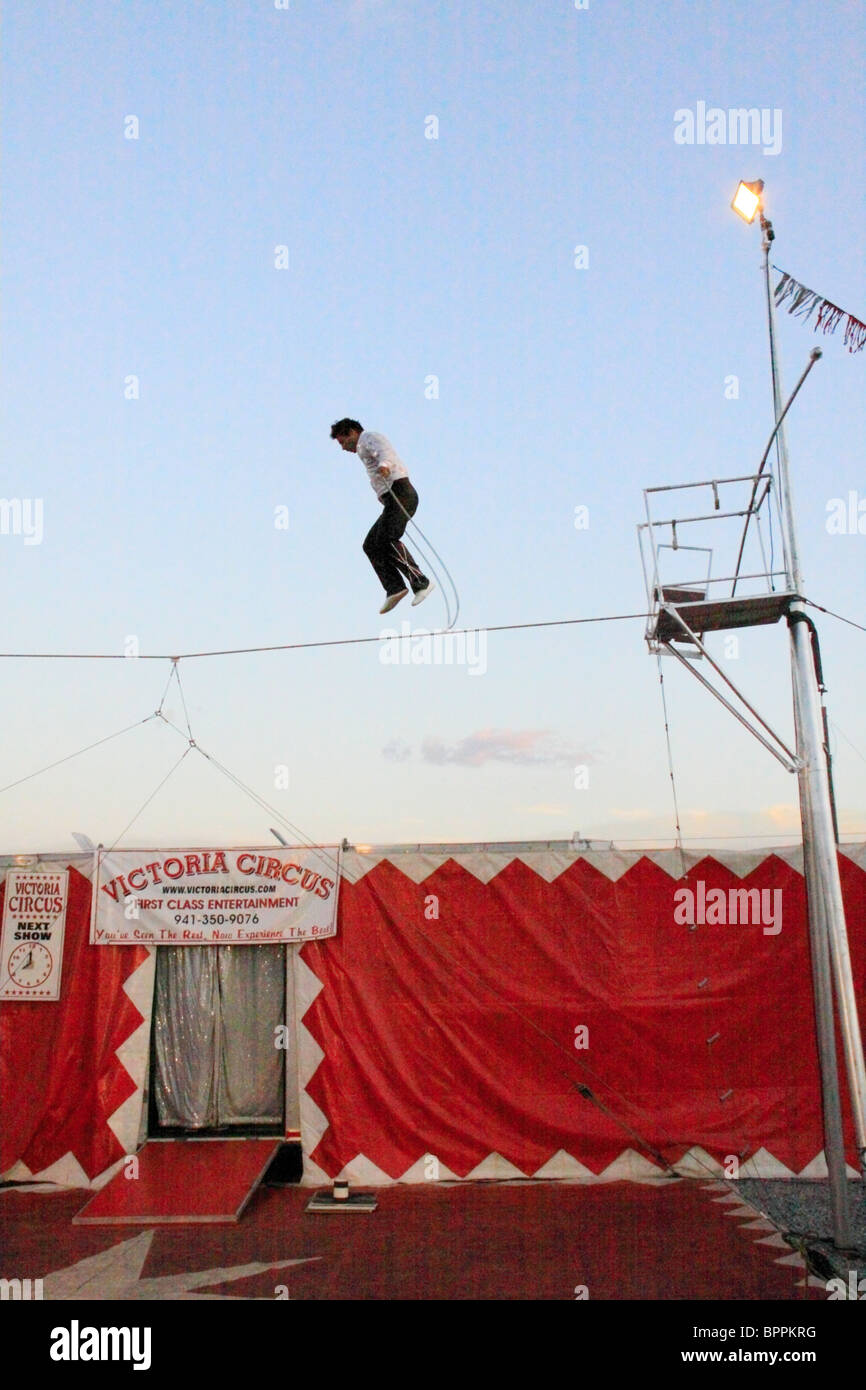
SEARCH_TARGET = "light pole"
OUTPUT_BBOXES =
[733,181,866,1247]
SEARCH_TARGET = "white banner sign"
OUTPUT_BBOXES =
[90,847,341,945]
[1,869,69,1000]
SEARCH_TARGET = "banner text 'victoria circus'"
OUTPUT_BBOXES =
[99,850,335,902]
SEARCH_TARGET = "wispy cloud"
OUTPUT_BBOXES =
[420,729,586,768]
[382,738,413,763]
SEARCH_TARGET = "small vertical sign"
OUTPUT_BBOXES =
[0,869,69,1000]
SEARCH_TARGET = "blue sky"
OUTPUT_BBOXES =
[2,0,864,852]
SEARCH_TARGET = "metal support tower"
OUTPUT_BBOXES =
[637,185,866,1249]
[758,200,866,1230]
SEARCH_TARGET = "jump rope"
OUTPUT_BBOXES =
[381,480,461,631]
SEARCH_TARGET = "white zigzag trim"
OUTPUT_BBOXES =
[105,949,156,1158]
[295,953,329,1170]
[293,1144,863,1188]
[338,844,866,887]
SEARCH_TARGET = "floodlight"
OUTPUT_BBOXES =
[731,180,764,224]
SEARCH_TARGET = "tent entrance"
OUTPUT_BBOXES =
[147,944,286,1137]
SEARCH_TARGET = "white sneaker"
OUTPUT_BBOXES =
[411,582,435,606]
[379,588,408,614]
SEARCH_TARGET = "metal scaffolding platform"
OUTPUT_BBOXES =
[637,472,802,771]
[637,471,791,657]
[652,588,796,644]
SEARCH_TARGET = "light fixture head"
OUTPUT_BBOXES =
[731,179,764,224]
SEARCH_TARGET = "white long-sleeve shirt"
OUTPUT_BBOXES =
[356,430,409,498]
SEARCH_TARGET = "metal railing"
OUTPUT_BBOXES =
[637,472,786,651]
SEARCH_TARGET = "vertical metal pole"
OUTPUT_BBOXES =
[820,703,841,847]
[761,226,798,590]
[760,222,866,1202]
[792,672,853,1246]
[790,611,866,1170]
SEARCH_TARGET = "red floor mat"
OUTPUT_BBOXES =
[1,1178,826,1300]
[71,1140,280,1225]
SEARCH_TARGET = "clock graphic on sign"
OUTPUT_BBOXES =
[8,943,53,988]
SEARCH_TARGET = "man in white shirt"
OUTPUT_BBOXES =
[330,418,434,614]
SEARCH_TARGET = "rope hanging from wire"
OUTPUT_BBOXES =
[105,747,193,853]
[654,651,686,877]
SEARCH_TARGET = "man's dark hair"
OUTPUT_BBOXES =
[330,418,363,439]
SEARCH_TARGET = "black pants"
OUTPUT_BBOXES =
[363,478,429,596]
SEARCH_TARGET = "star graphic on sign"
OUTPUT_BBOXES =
[42,1231,321,1300]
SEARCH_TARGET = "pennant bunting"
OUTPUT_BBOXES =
[774,269,866,353]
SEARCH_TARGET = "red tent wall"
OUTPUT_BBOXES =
[2,847,864,1188]
[298,850,866,1182]
[0,864,150,1186]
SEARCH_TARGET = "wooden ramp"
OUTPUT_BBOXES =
[72,1139,280,1226]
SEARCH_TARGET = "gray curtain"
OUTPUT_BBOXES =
[153,945,285,1129]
